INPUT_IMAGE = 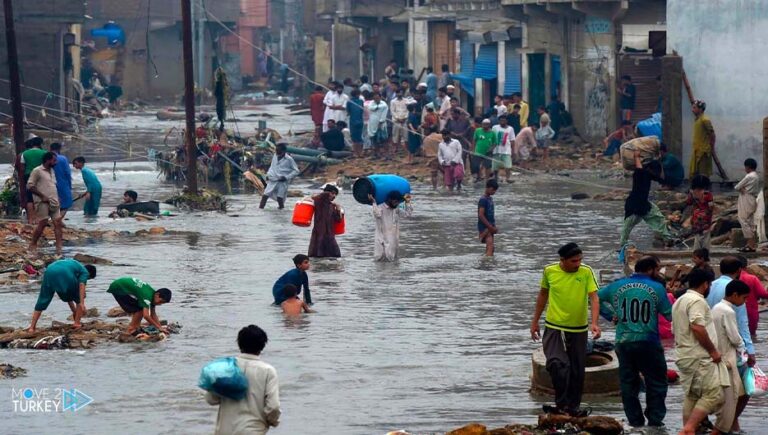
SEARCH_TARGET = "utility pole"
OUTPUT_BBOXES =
[4,0,26,209]
[181,0,198,193]
[196,0,205,101]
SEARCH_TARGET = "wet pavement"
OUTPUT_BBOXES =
[0,109,766,434]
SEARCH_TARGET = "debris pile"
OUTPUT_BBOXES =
[0,320,182,350]
[0,363,27,379]
[0,177,21,217]
[165,188,227,212]
[0,222,196,285]
[442,414,623,435]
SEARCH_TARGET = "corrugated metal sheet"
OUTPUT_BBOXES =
[473,44,497,80]
[455,40,475,97]
[618,54,662,122]
[503,41,521,94]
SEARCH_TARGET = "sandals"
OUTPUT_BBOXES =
[738,246,756,252]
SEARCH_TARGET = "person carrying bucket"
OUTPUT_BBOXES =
[370,191,412,262]
[308,185,342,258]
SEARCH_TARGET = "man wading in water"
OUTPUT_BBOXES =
[531,243,601,417]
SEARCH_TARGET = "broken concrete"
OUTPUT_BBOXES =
[0,320,182,350]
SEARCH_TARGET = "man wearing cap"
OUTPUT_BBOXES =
[472,119,498,182]
[531,243,601,417]
[690,100,716,177]
[19,134,46,223]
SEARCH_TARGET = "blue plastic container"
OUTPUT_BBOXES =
[636,112,662,139]
[91,23,126,46]
[353,174,411,205]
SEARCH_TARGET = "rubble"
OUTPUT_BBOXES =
[0,363,27,379]
[0,320,182,350]
[444,414,623,435]
[107,306,129,317]
[0,222,199,285]
[164,188,227,212]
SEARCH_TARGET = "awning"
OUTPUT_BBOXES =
[474,44,497,80]
[452,73,474,97]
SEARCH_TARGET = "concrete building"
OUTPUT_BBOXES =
[394,0,522,115]
[83,0,242,100]
[0,1,87,124]
[315,0,408,85]
[502,0,666,140]
[667,0,766,178]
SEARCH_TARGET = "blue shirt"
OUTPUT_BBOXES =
[598,274,672,344]
[477,195,495,233]
[708,276,755,354]
[346,98,364,126]
[81,167,102,192]
[272,268,311,305]
[53,154,73,209]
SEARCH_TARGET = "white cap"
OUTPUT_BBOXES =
[482,118,491,124]
[27,133,38,140]
[446,85,455,89]
[417,82,427,88]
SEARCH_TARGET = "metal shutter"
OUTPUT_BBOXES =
[503,41,521,94]
[473,43,497,80]
[454,39,475,97]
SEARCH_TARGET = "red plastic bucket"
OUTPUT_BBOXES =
[333,209,346,235]
[292,198,314,227]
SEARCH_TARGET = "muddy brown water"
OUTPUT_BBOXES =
[0,108,767,434]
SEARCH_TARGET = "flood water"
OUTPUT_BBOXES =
[1,109,767,434]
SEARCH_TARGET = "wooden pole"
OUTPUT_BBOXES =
[181,0,198,193]
[4,0,26,208]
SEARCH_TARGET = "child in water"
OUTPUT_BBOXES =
[280,285,314,316]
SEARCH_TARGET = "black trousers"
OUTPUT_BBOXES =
[542,327,587,411]
[615,341,668,426]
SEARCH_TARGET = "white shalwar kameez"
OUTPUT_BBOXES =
[263,154,300,200]
[322,91,349,131]
[372,202,413,261]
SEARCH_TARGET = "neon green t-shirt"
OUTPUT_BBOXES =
[473,128,498,156]
[540,263,598,332]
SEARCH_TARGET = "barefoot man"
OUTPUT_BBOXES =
[27,259,96,332]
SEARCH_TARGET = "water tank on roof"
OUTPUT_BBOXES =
[90,22,125,46]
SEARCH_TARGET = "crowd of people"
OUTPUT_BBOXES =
[531,242,767,435]
[12,60,768,435]
[307,65,570,191]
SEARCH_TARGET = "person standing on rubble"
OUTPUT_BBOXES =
[690,100,716,178]
[27,259,97,332]
[531,242,601,417]
[259,143,299,210]
[620,150,674,247]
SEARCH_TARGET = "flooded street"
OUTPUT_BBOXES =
[1,111,767,434]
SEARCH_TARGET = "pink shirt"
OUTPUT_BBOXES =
[740,270,768,334]
[658,292,676,340]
